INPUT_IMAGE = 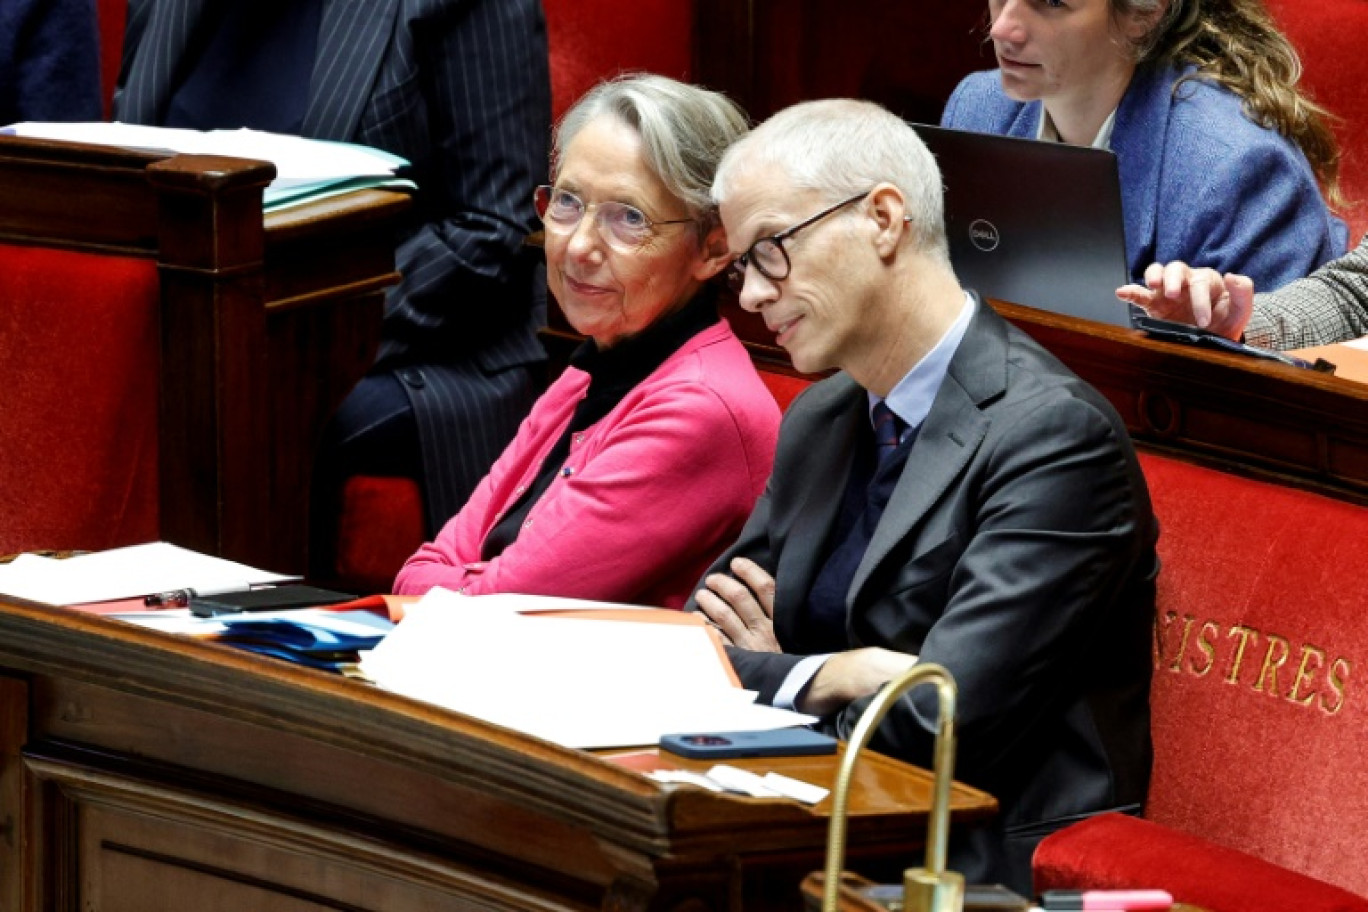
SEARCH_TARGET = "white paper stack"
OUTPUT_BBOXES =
[0,542,295,606]
[360,588,817,750]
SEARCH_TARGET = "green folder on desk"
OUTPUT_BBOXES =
[263,175,417,211]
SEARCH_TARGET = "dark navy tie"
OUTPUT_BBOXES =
[801,403,914,649]
[871,401,906,469]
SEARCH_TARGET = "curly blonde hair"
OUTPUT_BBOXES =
[1121,0,1343,207]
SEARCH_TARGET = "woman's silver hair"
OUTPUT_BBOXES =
[554,73,749,228]
[713,98,950,263]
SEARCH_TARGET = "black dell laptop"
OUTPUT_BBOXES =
[911,123,1134,328]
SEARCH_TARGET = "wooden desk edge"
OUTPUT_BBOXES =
[0,598,996,855]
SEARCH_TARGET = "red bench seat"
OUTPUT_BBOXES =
[1034,451,1368,907]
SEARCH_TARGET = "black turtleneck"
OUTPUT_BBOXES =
[480,287,722,560]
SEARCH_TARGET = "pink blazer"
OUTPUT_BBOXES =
[394,321,780,608]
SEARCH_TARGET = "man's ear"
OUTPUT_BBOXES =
[694,220,733,281]
[867,182,909,258]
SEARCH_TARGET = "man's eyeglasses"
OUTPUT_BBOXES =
[726,191,869,292]
[535,185,694,250]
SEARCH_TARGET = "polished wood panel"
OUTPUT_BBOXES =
[0,598,996,911]
[0,135,408,574]
[0,676,27,912]
[991,301,1368,503]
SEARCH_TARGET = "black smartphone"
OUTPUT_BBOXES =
[659,728,837,759]
[189,585,356,617]
[1133,314,1336,372]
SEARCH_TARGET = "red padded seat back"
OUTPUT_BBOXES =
[1265,0,1368,241]
[334,475,426,596]
[0,243,161,555]
[96,0,127,118]
[542,0,695,122]
[1139,450,1368,895]
[759,371,810,413]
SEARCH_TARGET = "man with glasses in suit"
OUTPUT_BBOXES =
[691,98,1158,893]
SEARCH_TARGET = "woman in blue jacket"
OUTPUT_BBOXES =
[943,0,1346,291]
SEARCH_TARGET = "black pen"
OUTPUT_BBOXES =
[144,582,252,608]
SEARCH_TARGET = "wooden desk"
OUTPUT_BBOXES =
[0,135,408,574]
[990,300,1368,503]
[0,597,996,911]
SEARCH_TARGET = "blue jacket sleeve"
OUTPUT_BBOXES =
[1150,107,1347,290]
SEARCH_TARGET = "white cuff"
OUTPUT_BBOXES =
[773,653,833,711]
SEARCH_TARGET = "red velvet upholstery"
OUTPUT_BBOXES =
[1265,0,1368,241]
[759,371,811,413]
[96,0,127,118]
[542,0,695,122]
[0,243,160,555]
[1035,814,1368,912]
[1033,450,1368,903]
[333,476,426,596]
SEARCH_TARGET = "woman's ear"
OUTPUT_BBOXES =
[694,220,733,281]
[1121,0,1168,43]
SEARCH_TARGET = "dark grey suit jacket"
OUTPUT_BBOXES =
[695,298,1157,890]
[115,0,552,524]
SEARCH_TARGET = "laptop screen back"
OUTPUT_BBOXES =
[912,123,1133,328]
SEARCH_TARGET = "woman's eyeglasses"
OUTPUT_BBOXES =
[725,191,869,292]
[535,185,693,250]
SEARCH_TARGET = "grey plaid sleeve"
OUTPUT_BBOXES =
[1245,235,1368,349]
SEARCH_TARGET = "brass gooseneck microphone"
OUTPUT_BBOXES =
[821,663,963,912]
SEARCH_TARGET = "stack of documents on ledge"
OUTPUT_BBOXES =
[360,588,816,750]
[0,541,294,606]
[3,121,415,211]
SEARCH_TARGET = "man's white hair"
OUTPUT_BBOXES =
[713,98,949,262]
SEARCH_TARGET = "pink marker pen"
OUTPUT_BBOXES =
[1041,889,1173,911]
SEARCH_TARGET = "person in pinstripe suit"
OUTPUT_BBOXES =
[113,0,553,574]
[1118,238,1368,350]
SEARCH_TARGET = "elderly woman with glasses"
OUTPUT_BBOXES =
[394,75,780,608]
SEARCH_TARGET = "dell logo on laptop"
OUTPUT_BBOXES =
[968,219,1000,252]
